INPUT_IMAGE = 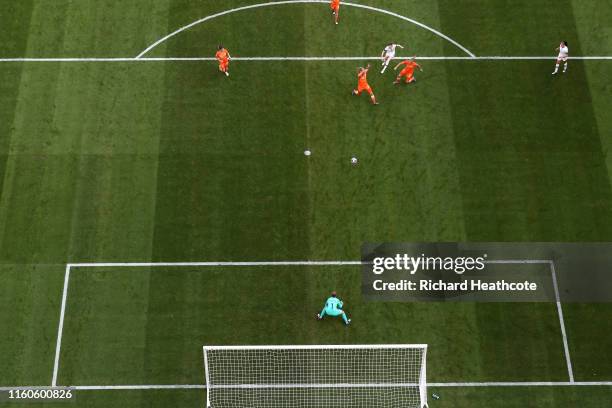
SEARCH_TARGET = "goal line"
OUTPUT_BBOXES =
[2,381,612,392]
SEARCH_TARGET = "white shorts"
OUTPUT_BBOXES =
[557,55,568,62]
[383,52,395,61]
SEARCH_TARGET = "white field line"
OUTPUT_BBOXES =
[51,264,71,387]
[135,0,474,59]
[487,259,574,382]
[49,259,574,388]
[204,344,427,350]
[210,383,421,389]
[430,381,612,387]
[69,261,363,268]
[1,56,612,63]
[485,259,551,264]
[550,261,574,382]
[2,382,611,392]
[48,261,361,385]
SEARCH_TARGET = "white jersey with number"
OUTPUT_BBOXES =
[383,44,399,59]
[558,45,569,60]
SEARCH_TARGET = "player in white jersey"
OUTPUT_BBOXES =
[552,41,569,75]
[380,43,404,73]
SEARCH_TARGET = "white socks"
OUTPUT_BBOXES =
[553,63,568,74]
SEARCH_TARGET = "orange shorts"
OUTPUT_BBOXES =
[400,69,414,81]
[331,3,340,12]
[219,60,229,70]
[356,83,373,95]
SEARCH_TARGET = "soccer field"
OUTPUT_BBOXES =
[1,0,612,407]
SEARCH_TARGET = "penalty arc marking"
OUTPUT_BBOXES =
[136,0,476,59]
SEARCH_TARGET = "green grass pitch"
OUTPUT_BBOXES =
[1,0,612,406]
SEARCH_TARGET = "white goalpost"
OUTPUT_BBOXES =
[203,344,428,408]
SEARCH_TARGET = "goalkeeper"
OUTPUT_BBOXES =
[316,291,351,325]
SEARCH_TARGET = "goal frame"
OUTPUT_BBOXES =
[202,344,428,408]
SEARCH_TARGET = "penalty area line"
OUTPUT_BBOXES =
[68,261,363,268]
[550,261,574,383]
[51,265,71,387]
[46,259,572,390]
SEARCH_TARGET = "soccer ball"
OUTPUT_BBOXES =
[304,150,311,156]
[351,157,358,165]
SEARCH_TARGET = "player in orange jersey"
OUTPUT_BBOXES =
[330,0,340,25]
[215,44,231,77]
[352,64,379,105]
[394,57,423,84]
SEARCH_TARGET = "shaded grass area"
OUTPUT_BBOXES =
[442,60,612,240]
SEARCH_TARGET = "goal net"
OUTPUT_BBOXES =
[203,344,428,408]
